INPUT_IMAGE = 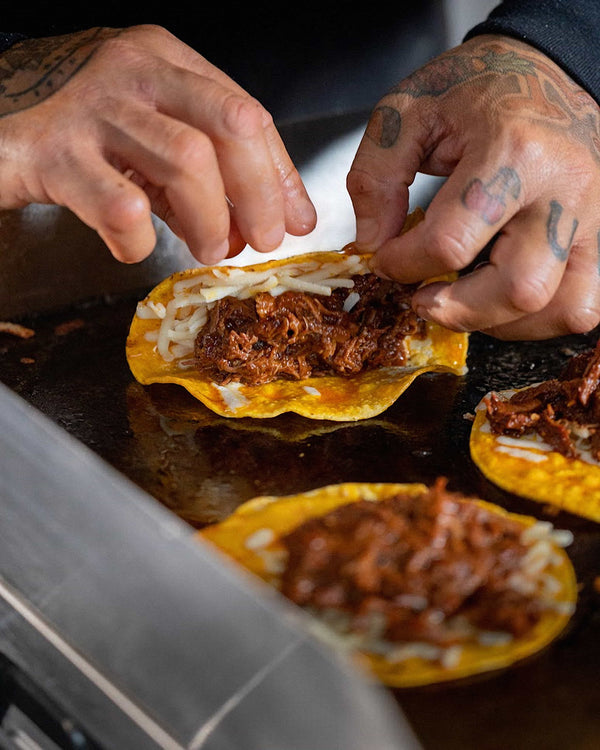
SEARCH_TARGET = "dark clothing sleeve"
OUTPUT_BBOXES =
[0,33,25,53]
[465,0,600,104]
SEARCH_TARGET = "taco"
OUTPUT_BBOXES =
[126,210,468,420]
[200,479,576,687]
[470,342,600,522]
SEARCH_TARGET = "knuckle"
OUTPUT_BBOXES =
[109,24,173,52]
[346,168,372,199]
[102,189,149,235]
[565,162,596,197]
[561,304,600,335]
[165,128,214,172]
[422,223,475,271]
[504,273,553,315]
[130,23,172,39]
[503,128,539,163]
[221,94,264,138]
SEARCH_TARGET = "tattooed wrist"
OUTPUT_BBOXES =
[0,27,121,117]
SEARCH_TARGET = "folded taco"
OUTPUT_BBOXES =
[470,342,600,522]
[126,210,468,420]
[200,479,576,687]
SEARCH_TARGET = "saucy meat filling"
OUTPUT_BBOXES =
[485,344,600,460]
[279,480,543,647]
[194,274,424,385]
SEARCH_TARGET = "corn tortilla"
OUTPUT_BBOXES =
[470,389,600,523]
[126,212,468,421]
[200,482,577,687]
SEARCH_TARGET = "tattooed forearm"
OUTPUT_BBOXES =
[0,27,121,117]
[547,200,578,261]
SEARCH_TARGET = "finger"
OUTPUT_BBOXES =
[262,120,317,237]
[226,221,247,258]
[148,65,300,252]
[411,204,581,332]
[135,29,317,236]
[347,104,420,250]
[44,149,157,262]
[372,154,524,283]
[482,239,600,340]
[105,104,234,264]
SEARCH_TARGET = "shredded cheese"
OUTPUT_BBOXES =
[136,254,366,364]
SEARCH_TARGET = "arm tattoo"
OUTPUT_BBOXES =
[0,27,121,117]
[546,200,578,261]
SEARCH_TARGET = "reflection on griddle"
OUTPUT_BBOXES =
[125,374,460,527]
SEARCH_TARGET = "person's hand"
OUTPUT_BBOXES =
[347,35,600,340]
[0,26,316,263]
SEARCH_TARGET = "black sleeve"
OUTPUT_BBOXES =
[465,0,600,104]
[0,33,26,53]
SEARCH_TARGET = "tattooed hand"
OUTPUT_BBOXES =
[0,26,316,263]
[347,35,600,340]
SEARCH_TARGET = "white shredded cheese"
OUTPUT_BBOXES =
[483,388,600,466]
[496,434,552,451]
[244,528,276,550]
[495,445,549,462]
[343,291,361,312]
[141,254,366,364]
[214,382,249,410]
[303,386,321,397]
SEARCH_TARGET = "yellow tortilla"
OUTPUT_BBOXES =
[126,211,468,421]
[470,389,600,522]
[200,482,577,687]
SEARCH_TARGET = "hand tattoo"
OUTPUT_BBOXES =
[391,48,534,99]
[0,27,121,117]
[547,200,578,261]
[364,105,401,148]
[372,37,600,164]
[462,167,521,225]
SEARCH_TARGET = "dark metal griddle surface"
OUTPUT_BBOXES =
[1,293,599,750]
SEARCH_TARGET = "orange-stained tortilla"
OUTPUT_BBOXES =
[471,389,600,522]
[126,211,468,421]
[200,482,577,687]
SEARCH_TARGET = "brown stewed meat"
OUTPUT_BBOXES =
[194,274,424,385]
[485,343,600,460]
[279,479,543,646]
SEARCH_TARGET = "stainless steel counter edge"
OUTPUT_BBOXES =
[0,381,420,750]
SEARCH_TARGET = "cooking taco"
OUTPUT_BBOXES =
[126,210,468,420]
[200,479,576,687]
[470,342,600,522]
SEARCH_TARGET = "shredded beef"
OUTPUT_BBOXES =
[194,274,424,385]
[279,478,542,646]
[485,342,600,460]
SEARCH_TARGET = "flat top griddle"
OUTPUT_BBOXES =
[1,294,599,750]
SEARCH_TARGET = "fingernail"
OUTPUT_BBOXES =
[201,239,231,265]
[295,197,317,229]
[370,257,392,281]
[414,305,432,322]
[261,224,285,250]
